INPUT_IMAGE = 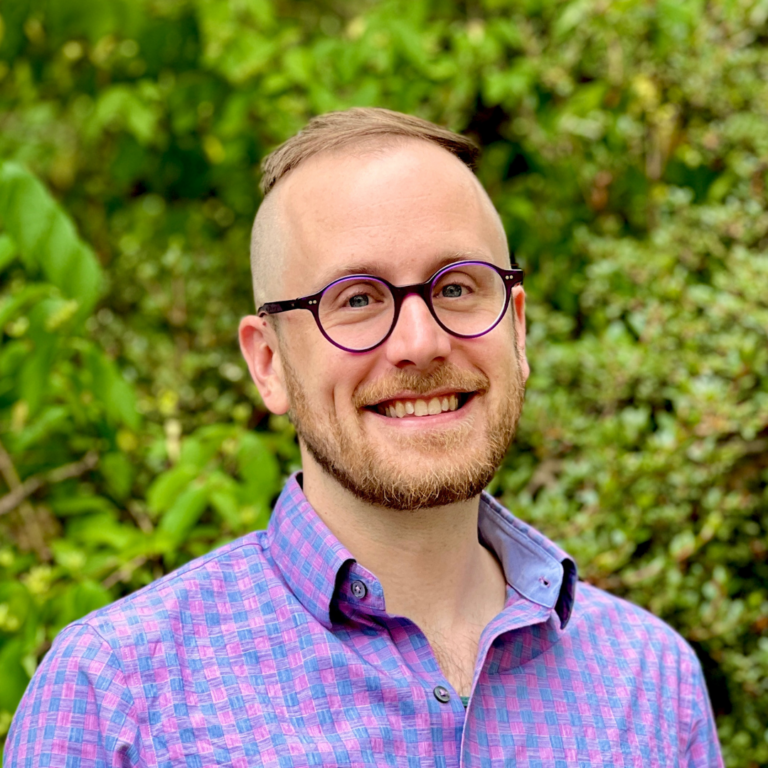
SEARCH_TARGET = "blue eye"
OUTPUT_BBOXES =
[348,294,370,308]
[440,284,464,298]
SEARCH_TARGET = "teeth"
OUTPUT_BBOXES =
[377,394,464,418]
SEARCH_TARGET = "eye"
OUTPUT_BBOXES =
[440,283,466,298]
[348,293,370,308]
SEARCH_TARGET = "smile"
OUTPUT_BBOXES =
[372,393,472,419]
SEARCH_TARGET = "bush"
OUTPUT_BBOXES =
[1,0,767,764]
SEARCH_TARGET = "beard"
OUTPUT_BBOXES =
[282,351,525,511]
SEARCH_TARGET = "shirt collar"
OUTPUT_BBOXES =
[267,473,577,630]
[266,474,356,630]
[478,493,577,629]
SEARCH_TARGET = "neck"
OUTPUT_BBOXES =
[300,460,507,636]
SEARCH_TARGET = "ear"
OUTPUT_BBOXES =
[239,315,291,415]
[511,286,530,383]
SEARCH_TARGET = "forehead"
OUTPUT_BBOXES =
[275,140,507,293]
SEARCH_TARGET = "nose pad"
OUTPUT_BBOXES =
[385,294,452,367]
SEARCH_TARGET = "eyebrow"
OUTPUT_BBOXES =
[311,251,491,292]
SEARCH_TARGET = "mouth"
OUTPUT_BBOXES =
[365,392,475,419]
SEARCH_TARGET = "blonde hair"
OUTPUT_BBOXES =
[250,108,483,308]
[259,107,479,195]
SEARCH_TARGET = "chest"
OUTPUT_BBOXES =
[127,618,684,768]
[424,623,485,698]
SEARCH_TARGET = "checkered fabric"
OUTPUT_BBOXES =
[6,474,722,767]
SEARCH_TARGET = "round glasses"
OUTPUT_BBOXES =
[257,260,524,353]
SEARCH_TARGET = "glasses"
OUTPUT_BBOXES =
[257,260,524,353]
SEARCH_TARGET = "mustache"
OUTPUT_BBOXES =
[353,363,490,408]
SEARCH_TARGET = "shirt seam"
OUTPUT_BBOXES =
[131,533,268,598]
[63,622,150,767]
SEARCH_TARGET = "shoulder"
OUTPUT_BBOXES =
[568,582,723,764]
[5,621,139,767]
[5,532,275,765]
[72,529,272,651]
[569,579,702,675]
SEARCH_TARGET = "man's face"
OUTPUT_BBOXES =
[247,140,528,510]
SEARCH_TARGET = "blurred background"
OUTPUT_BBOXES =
[0,0,767,764]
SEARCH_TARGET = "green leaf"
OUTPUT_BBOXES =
[52,581,112,635]
[146,464,198,514]
[0,162,102,316]
[209,488,241,530]
[0,639,31,712]
[93,85,161,145]
[100,452,135,501]
[0,284,53,330]
[50,495,118,517]
[156,482,209,546]
[0,233,16,273]
[67,513,139,550]
[0,163,54,269]
[18,336,58,414]
[178,425,233,468]
[0,582,32,633]
[237,432,280,504]
[206,471,243,531]
[13,406,69,451]
[83,344,140,429]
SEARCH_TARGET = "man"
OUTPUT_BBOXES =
[7,108,722,767]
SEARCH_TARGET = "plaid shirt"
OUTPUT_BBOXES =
[7,474,722,767]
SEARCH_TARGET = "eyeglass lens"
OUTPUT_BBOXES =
[318,262,507,351]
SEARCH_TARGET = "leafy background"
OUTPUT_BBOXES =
[0,0,767,765]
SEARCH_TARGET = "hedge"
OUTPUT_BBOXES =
[1,1,767,764]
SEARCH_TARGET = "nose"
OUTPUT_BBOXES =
[383,294,452,369]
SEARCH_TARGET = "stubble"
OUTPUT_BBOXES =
[282,353,525,511]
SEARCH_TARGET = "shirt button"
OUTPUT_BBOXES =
[350,580,367,599]
[433,685,451,703]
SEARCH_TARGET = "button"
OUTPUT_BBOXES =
[433,685,451,703]
[350,581,367,599]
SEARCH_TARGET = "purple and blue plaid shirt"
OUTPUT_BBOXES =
[7,474,722,767]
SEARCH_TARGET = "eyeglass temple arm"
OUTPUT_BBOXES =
[257,298,317,317]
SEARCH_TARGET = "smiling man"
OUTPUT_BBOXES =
[6,109,723,767]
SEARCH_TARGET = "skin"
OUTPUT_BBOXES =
[239,139,530,695]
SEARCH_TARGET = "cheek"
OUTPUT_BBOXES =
[330,355,385,416]
[319,358,368,415]
[475,322,516,365]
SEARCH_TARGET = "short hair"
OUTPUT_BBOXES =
[259,107,480,196]
[250,108,485,310]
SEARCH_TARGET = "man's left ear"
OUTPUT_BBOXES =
[512,286,530,382]
[238,315,291,415]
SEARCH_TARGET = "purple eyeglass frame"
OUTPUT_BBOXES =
[257,259,524,353]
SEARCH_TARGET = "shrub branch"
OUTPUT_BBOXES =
[0,443,98,517]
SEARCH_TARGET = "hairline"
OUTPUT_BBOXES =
[250,134,507,312]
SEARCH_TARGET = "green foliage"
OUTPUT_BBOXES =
[0,165,289,755]
[1,0,767,765]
